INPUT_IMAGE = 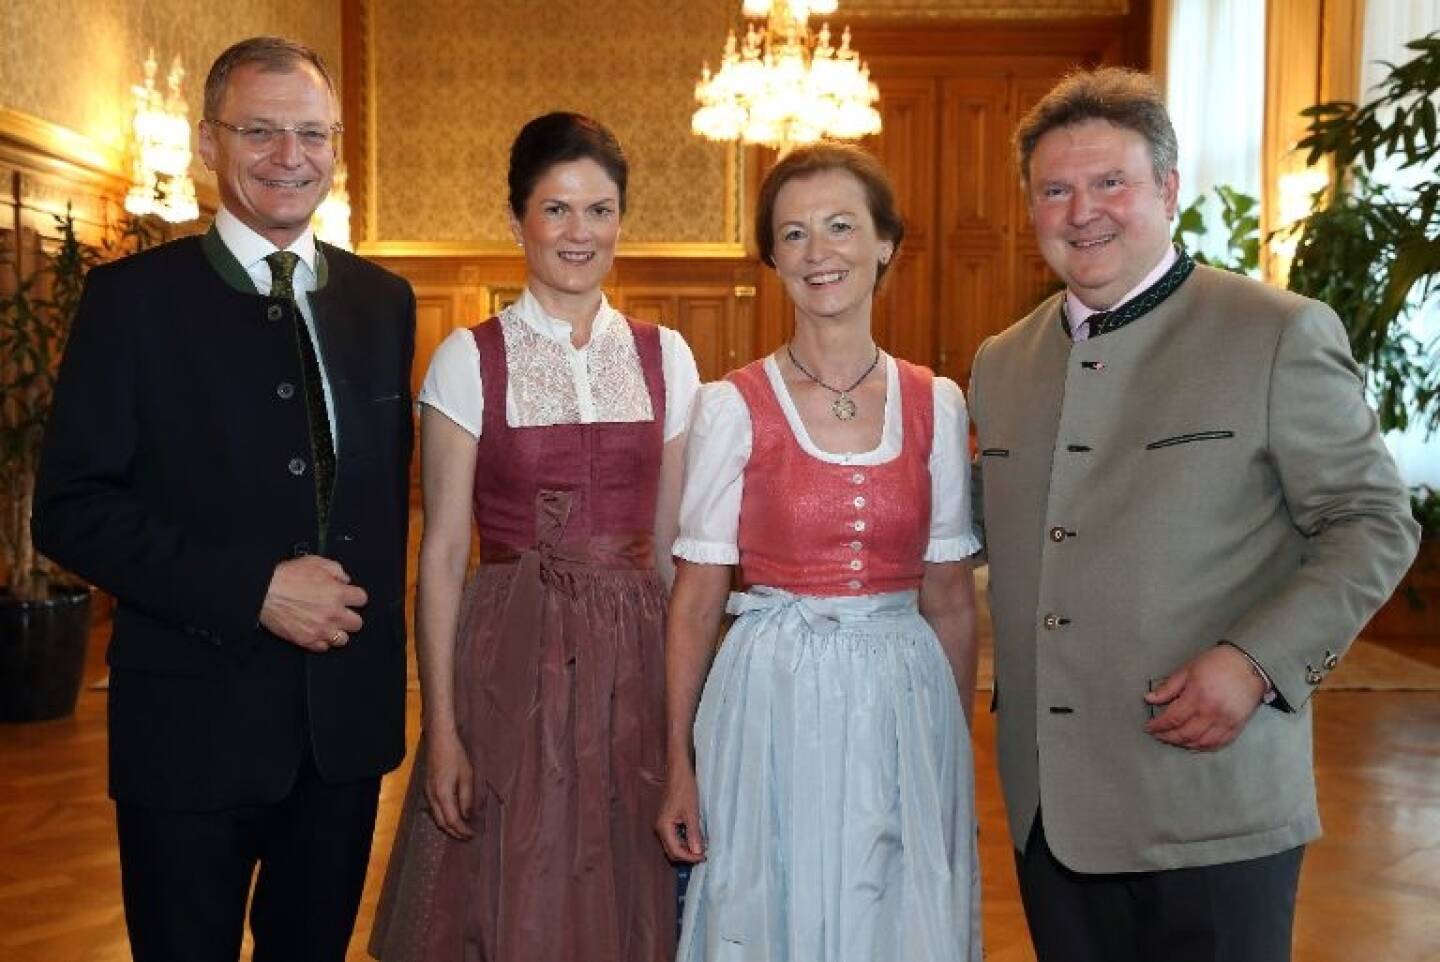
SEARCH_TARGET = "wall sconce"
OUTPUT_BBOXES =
[123,50,199,224]
[312,160,352,250]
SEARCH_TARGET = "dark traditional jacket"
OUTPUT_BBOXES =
[34,229,416,811]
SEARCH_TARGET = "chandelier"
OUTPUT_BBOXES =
[312,160,353,250]
[692,0,882,150]
[123,50,199,224]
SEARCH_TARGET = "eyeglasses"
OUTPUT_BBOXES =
[206,119,343,151]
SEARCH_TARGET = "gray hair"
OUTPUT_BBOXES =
[203,36,336,120]
[1014,67,1178,187]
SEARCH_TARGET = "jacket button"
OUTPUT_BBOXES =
[277,381,296,400]
[853,496,866,509]
[847,579,862,590]
[1322,651,1339,671]
[267,304,284,321]
[1043,613,1061,629]
[851,472,865,484]
[288,457,307,476]
[848,559,863,571]
[293,541,311,557]
[1305,665,1323,685]
[1049,526,1067,542]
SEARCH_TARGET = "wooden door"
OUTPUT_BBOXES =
[850,11,1148,386]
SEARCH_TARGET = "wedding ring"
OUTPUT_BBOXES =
[330,629,345,644]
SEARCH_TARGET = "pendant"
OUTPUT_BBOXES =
[832,394,858,420]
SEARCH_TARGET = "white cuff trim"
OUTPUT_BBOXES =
[924,532,983,563]
[672,538,739,565]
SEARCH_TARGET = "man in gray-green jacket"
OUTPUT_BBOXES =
[969,67,1418,962]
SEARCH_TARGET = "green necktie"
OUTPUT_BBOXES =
[266,251,336,541]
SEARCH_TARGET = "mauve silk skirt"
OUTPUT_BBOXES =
[370,556,674,962]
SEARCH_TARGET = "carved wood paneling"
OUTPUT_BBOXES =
[939,74,1010,384]
[841,8,1149,385]
[870,77,938,371]
[372,254,759,386]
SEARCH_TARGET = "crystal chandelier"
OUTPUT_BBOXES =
[124,50,199,224]
[692,0,882,150]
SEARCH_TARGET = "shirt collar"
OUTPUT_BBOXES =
[214,206,318,276]
[512,288,619,347]
[1065,244,1178,323]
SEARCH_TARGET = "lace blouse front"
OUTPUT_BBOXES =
[419,289,699,441]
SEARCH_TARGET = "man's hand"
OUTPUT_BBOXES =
[1144,645,1267,751]
[259,556,367,652]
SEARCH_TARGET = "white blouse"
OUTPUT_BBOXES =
[419,289,700,441]
[673,354,982,565]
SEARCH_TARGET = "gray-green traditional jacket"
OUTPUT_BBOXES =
[969,263,1418,873]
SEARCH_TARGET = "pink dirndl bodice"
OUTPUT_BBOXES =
[726,358,935,596]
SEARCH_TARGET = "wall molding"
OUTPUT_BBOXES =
[357,240,748,259]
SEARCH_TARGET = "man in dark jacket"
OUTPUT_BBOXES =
[33,36,415,962]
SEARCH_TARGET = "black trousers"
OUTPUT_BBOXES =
[116,753,380,962]
[1016,817,1304,962]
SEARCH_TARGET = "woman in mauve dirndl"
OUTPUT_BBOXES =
[658,143,983,962]
[370,112,699,962]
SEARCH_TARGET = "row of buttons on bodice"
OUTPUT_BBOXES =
[843,470,868,589]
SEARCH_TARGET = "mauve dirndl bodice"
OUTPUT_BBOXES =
[469,313,666,560]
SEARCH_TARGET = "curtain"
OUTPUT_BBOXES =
[1165,0,1267,264]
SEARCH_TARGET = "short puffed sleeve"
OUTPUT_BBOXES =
[925,376,982,561]
[672,381,752,564]
[417,327,485,437]
[659,327,701,441]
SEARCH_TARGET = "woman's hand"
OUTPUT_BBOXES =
[656,764,706,863]
[424,727,476,840]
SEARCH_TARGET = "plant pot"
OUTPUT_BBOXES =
[0,584,91,722]
[1365,539,1440,641]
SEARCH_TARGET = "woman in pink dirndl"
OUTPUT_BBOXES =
[659,143,983,962]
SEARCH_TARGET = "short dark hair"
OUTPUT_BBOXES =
[1014,67,1177,188]
[755,142,905,285]
[204,37,336,120]
[508,112,629,219]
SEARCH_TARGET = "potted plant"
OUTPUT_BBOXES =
[0,208,98,721]
[1286,30,1440,638]
[1287,30,1439,435]
[1173,184,1262,277]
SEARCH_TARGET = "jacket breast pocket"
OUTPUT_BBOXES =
[1144,430,1235,451]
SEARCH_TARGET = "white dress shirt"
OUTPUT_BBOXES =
[214,208,338,449]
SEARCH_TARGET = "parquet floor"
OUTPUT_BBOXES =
[2,623,1438,961]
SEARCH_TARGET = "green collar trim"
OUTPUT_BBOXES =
[1060,246,1195,340]
[201,224,331,294]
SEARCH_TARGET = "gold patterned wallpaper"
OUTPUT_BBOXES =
[369,0,739,245]
[844,0,1127,15]
[0,0,342,178]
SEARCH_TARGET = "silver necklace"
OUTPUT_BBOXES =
[785,343,881,421]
